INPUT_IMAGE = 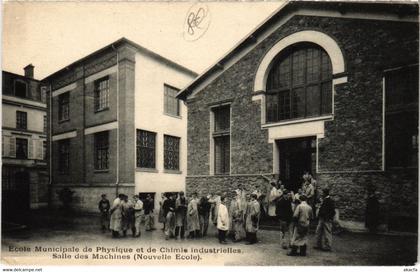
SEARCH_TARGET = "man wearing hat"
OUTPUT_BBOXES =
[288,195,313,256]
[314,188,335,251]
[245,192,261,245]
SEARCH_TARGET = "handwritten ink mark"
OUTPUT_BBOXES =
[187,7,207,36]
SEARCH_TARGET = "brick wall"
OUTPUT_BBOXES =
[50,184,134,213]
[186,15,418,224]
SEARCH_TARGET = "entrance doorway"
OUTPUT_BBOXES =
[2,167,30,220]
[277,137,316,192]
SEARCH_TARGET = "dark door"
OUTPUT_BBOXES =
[278,137,316,192]
[2,168,30,220]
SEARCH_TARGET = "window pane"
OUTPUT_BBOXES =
[164,135,180,170]
[321,83,332,115]
[321,51,332,81]
[95,131,109,170]
[15,81,27,98]
[265,43,333,123]
[292,88,305,118]
[306,85,320,117]
[95,77,109,111]
[164,85,180,116]
[278,90,291,120]
[306,48,320,83]
[58,140,70,173]
[292,50,305,86]
[16,111,27,130]
[266,93,278,122]
[137,130,156,168]
[214,136,229,174]
[59,92,70,121]
[16,138,28,159]
[214,106,230,132]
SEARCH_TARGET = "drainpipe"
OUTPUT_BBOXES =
[48,84,53,209]
[112,44,120,197]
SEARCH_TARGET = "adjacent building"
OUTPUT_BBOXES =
[178,1,419,231]
[2,65,48,217]
[44,38,196,211]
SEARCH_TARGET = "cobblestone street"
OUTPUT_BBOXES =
[1,212,417,266]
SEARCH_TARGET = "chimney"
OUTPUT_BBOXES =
[24,64,34,79]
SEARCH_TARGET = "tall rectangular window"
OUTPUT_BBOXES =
[58,92,70,121]
[164,84,180,116]
[94,131,109,170]
[14,80,27,98]
[58,139,70,174]
[137,130,156,168]
[16,138,28,159]
[94,77,110,112]
[212,105,230,175]
[43,141,47,161]
[43,116,47,133]
[164,135,180,171]
[16,111,27,130]
[385,65,418,168]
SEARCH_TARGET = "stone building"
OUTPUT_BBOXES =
[44,38,196,211]
[177,1,418,231]
[2,65,49,218]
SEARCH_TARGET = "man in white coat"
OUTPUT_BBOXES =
[217,195,229,244]
[110,194,124,238]
[133,195,143,237]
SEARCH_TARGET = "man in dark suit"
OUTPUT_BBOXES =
[314,188,336,251]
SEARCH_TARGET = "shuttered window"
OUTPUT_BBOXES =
[16,138,28,159]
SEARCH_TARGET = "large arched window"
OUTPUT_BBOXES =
[266,42,333,123]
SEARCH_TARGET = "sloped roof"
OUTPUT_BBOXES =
[43,37,198,82]
[177,0,418,100]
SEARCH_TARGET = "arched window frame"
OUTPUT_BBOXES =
[253,30,347,127]
[265,42,333,123]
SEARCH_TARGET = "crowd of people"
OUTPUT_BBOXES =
[97,172,338,256]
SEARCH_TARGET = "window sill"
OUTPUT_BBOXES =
[58,119,70,124]
[136,168,158,173]
[164,112,182,119]
[95,107,110,113]
[163,169,182,174]
[94,169,109,173]
[262,115,333,128]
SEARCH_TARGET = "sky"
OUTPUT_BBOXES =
[2,1,283,80]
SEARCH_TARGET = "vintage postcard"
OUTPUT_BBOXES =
[1,0,418,270]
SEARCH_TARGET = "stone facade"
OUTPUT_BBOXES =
[2,69,48,214]
[183,6,418,231]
